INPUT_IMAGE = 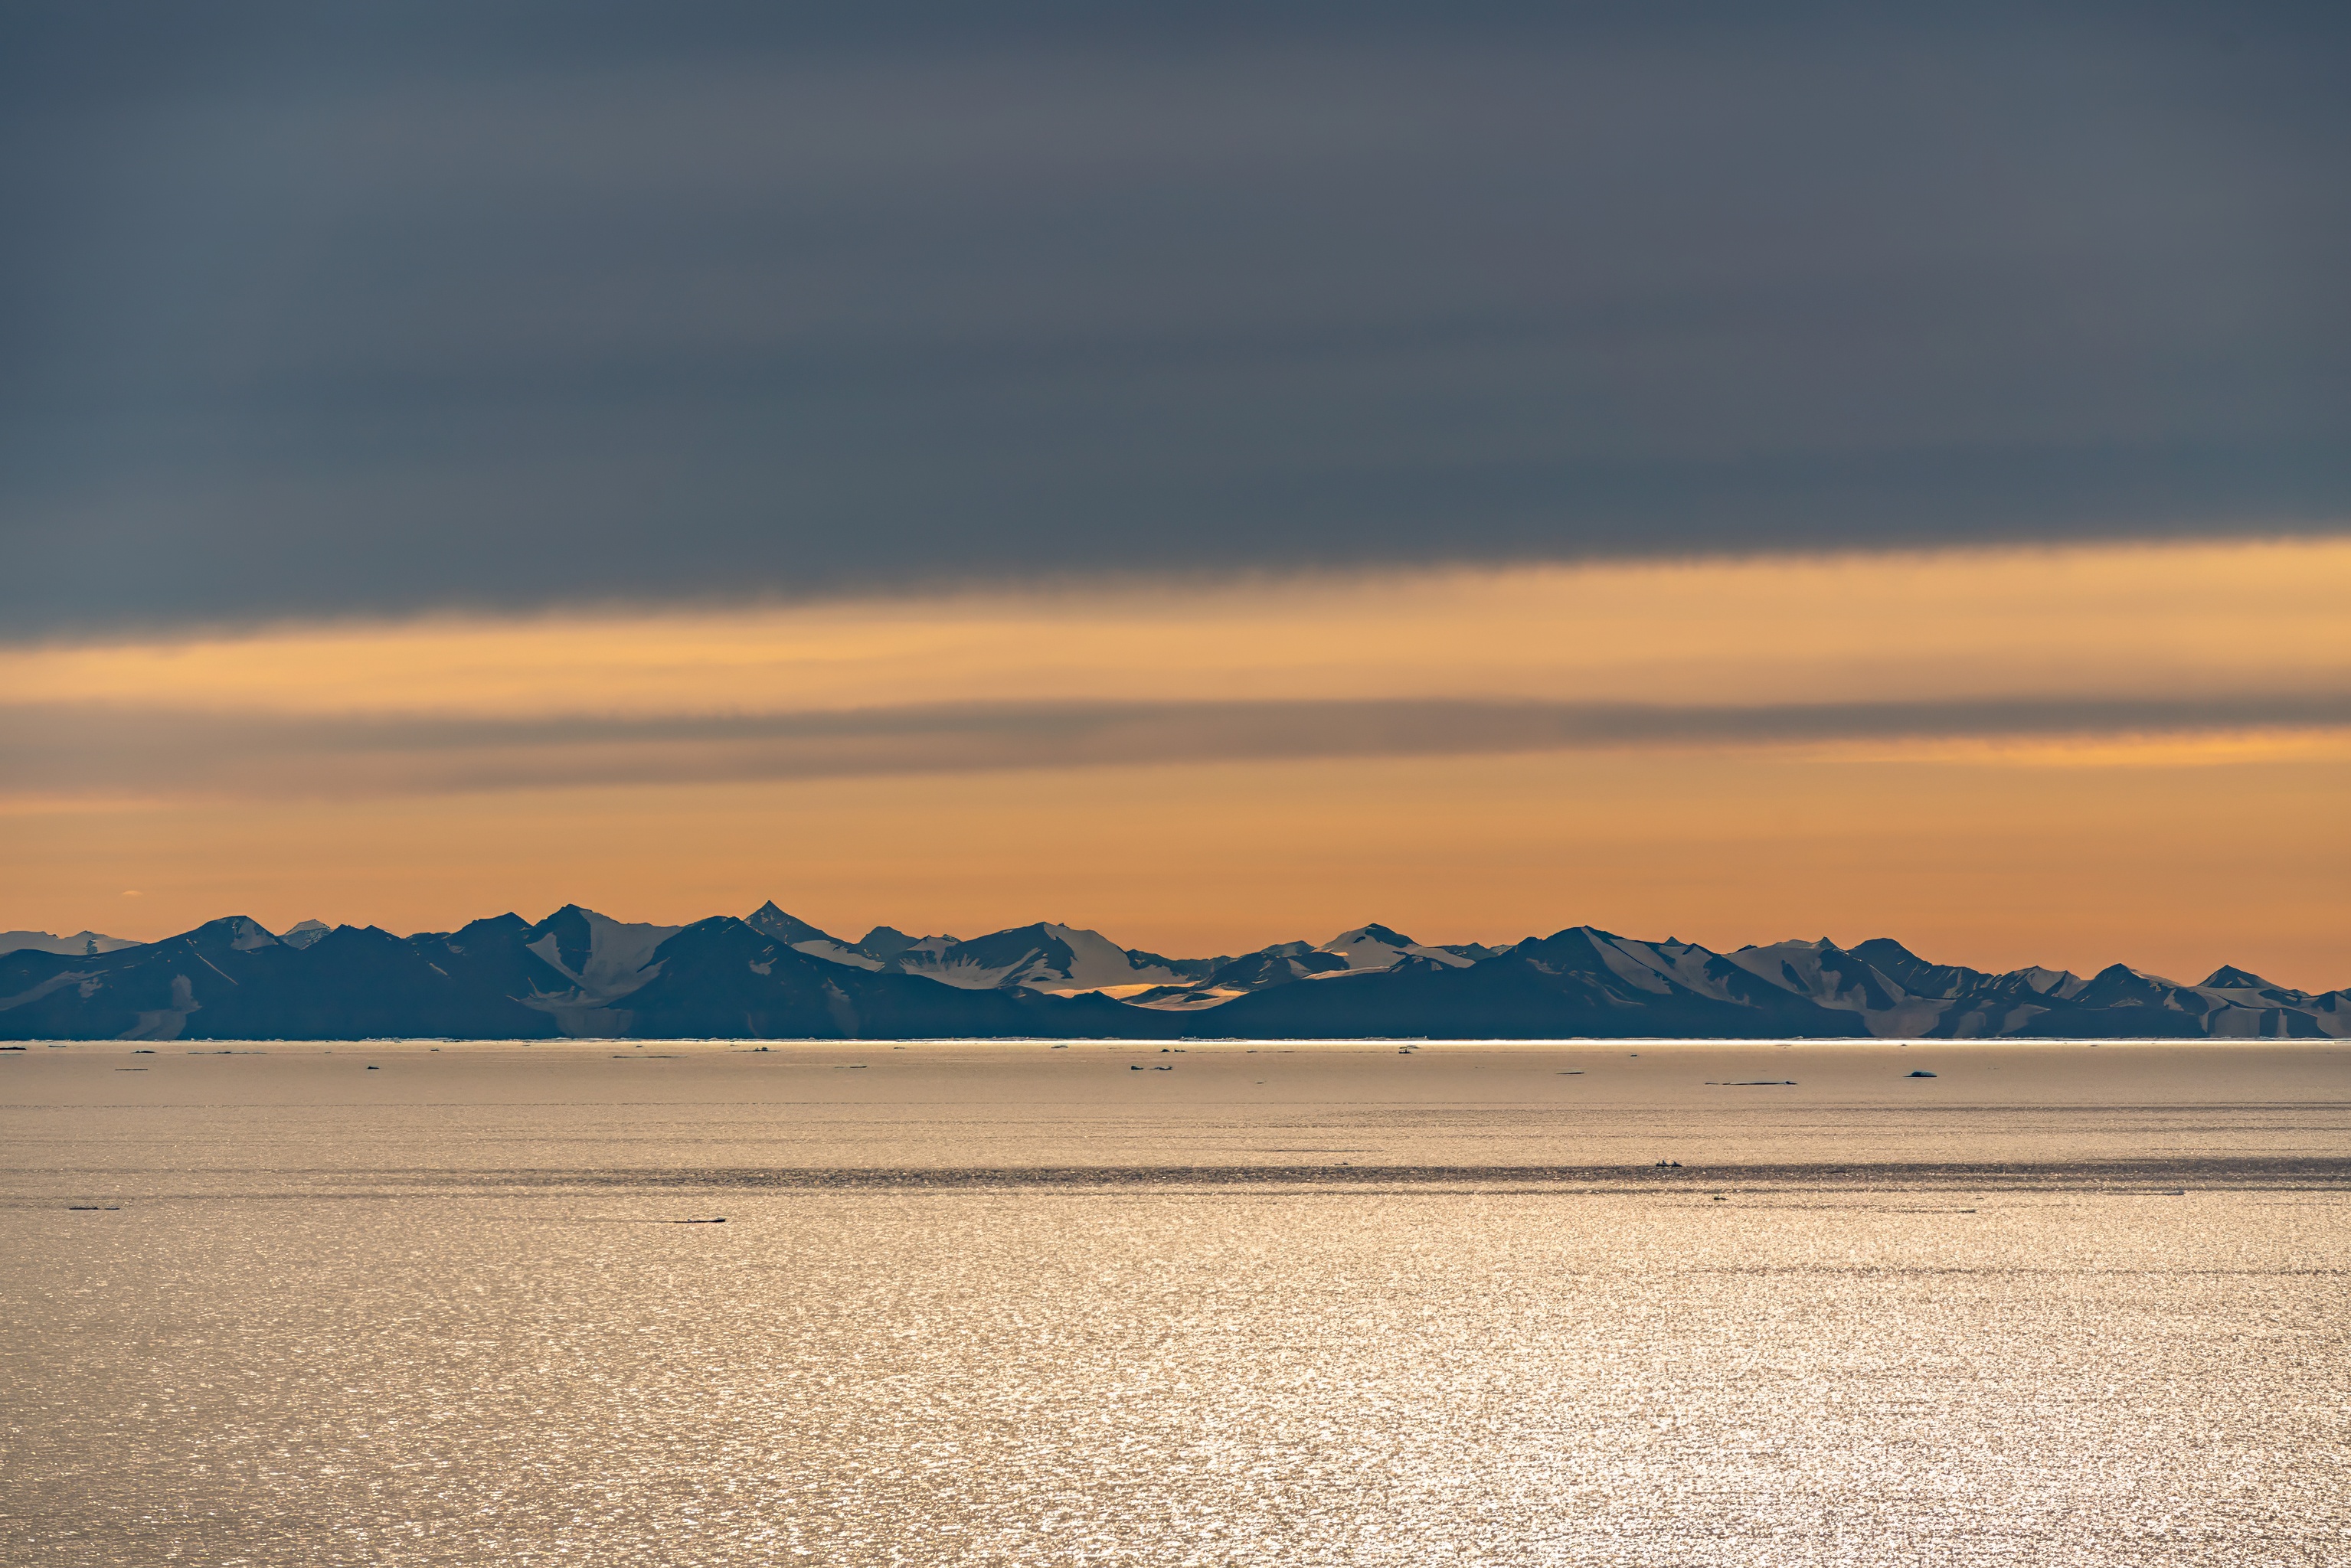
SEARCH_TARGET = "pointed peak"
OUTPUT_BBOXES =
[2200,964,2274,989]
[281,919,332,949]
[745,901,836,945]
[2008,964,2081,995]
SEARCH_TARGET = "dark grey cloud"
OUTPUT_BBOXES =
[7,691,2346,799]
[5,2,2346,637]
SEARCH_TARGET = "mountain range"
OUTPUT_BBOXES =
[3,906,2343,1042]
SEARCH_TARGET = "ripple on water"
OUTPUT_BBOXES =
[4,1184,2347,1566]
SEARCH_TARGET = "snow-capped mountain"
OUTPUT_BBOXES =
[509,906,685,1033]
[737,906,1229,994]
[875,922,1218,993]
[5,906,2342,1041]
[1119,946,1351,1011]
[519,906,679,995]
[1315,924,1480,972]
[1119,925,1470,1010]
[744,900,884,969]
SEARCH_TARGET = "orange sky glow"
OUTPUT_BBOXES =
[6,537,2347,988]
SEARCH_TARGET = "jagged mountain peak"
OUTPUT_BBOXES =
[8,906,2343,1042]
[745,901,839,946]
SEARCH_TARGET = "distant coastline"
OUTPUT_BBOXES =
[5,904,2342,1043]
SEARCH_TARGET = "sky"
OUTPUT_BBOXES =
[5,2,2349,985]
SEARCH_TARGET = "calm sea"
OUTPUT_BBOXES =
[5,1040,2347,1565]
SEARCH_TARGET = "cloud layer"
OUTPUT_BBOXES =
[9,692,2351,803]
[6,2,2347,634]
[7,538,2347,802]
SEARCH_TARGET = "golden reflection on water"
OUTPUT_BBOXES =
[3,1043,2346,1564]
[9,1189,2347,1565]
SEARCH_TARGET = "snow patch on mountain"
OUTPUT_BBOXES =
[226,918,280,952]
[1314,925,1476,973]
[1126,929,1480,1008]
[522,906,681,1003]
[738,900,884,970]
[1027,924,1199,991]
[11,904,2343,1040]
[744,901,833,946]
[888,923,1198,992]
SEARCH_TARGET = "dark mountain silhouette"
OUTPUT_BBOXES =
[1212,949,1349,989]
[743,900,839,947]
[0,915,569,1040]
[3,904,2341,1041]
[608,917,1172,1040]
[870,921,1221,992]
[855,926,921,961]
[1202,927,1869,1039]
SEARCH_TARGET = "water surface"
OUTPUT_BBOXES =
[6,1040,2346,1564]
